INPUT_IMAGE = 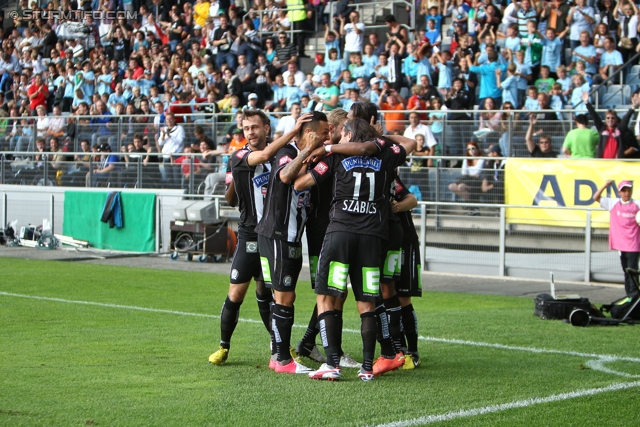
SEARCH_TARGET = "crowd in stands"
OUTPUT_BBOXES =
[0,0,639,195]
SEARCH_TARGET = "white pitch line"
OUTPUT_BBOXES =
[1,291,639,364]
[370,380,640,427]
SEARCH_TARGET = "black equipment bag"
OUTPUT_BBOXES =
[601,296,640,320]
[534,293,601,320]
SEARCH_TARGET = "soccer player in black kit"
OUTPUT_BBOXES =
[392,176,422,369]
[294,118,416,381]
[209,110,314,366]
[255,111,330,374]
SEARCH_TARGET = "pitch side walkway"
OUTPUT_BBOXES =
[0,246,625,304]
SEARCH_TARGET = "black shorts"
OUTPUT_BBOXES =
[381,220,404,282]
[306,226,327,289]
[396,237,423,297]
[229,237,263,284]
[315,231,383,302]
[258,235,303,292]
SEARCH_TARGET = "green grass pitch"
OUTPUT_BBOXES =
[0,258,638,427]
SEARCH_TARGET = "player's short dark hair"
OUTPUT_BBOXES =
[575,114,589,126]
[242,110,270,126]
[343,118,378,142]
[350,101,378,124]
[300,111,328,135]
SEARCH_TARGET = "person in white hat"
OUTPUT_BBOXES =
[594,179,640,297]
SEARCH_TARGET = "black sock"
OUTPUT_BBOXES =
[375,300,395,358]
[318,310,341,368]
[219,297,242,349]
[255,290,273,334]
[336,309,344,357]
[384,295,403,354]
[361,312,376,372]
[300,304,319,348]
[401,304,419,354]
[272,304,294,363]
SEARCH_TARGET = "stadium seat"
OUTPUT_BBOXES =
[606,85,631,104]
[625,74,640,92]
[602,92,623,109]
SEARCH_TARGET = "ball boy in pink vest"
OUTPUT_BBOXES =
[594,180,640,298]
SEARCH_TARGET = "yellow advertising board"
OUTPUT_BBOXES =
[504,159,634,227]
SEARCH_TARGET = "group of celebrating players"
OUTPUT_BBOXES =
[208,101,423,381]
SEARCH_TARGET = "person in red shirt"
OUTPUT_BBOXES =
[168,92,193,124]
[584,91,639,158]
[174,146,201,182]
[28,74,49,115]
[406,84,428,121]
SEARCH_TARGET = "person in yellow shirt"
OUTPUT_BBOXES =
[194,0,211,27]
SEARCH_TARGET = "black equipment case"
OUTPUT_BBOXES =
[533,293,600,320]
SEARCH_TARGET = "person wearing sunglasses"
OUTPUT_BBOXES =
[583,91,639,159]
[525,114,559,157]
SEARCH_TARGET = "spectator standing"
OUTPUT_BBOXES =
[157,112,185,186]
[584,91,639,158]
[525,115,559,157]
[340,11,365,67]
[562,113,599,158]
[287,0,311,57]
[273,32,299,72]
[377,88,407,133]
[615,0,638,62]
[28,74,49,115]
[594,180,640,298]
[213,15,237,71]
[567,0,595,50]
[470,51,506,108]
[516,0,538,37]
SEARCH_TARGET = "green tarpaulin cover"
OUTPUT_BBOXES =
[63,191,156,252]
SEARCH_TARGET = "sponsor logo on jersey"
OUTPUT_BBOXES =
[225,172,233,185]
[236,149,247,158]
[314,161,329,175]
[252,171,270,190]
[391,145,401,154]
[342,199,377,214]
[279,155,293,166]
[341,156,382,172]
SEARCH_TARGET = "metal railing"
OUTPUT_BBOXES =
[0,185,622,283]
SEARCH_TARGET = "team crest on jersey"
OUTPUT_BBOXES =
[225,172,233,185]
[314,161,329,175]
[279,155,293,166]
[394,180,403,194]
[391,145,401,154]
[342,156,382,172]
[236,149,246,158]
[376,137,387,147]
[231,269,239,280]
[283,275,292,286]
[295,189,310,208]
